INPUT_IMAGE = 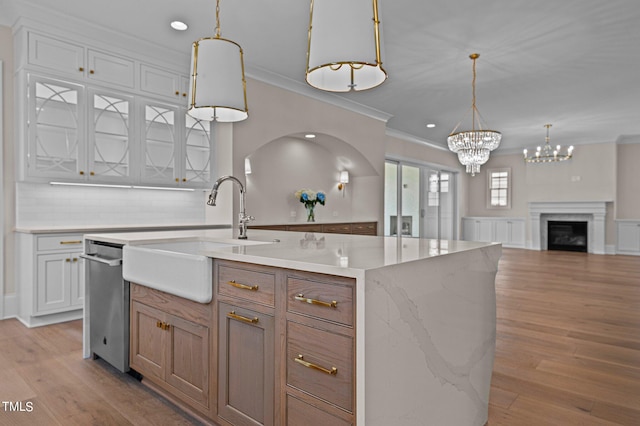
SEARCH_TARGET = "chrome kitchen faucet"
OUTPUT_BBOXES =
[207,175,254,239]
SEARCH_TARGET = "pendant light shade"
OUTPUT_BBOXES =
[188,0,248,122]
[306,0,387,92]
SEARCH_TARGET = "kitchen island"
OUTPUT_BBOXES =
[83,229,501,426]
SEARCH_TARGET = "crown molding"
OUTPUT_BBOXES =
[385,128,449,152]
[244,64,393,124]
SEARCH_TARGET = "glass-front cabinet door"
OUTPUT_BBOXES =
[26,74,213,187]
[141,102,178,184]
[28,76,85,179]
[140,101,212,187]
[87,89,132,182]
[182,114,212,186]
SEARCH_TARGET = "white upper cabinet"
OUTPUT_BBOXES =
[140,100,212,187]
[27,76,85,179]
[140,64,188,101]
[28,33,85,76]
[28,32,135,89]
[87,49,135,88]
[17,28,212,188]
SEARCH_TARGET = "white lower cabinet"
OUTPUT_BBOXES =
[17,232,85,327]
[462,217,526,248]
[616,221,640,255]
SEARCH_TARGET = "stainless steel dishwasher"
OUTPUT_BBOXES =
[81,240,130,373]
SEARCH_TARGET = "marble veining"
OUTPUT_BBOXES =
[364,247,499,425]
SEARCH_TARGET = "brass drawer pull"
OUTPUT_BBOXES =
[295,294,337,309]
[294,354,337,376]
[155,321,170,330]
[227,311,259,324]
[228,280,259,292]
[60,240,82,245]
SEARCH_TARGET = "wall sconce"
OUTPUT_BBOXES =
[338,171,349,196]
[244,157,252,175]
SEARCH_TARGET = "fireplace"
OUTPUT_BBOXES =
[528,202,607,254]
[548,221,588,252]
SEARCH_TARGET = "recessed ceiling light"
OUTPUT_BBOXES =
[426,123,436,128]
[170,21,188,31]
[304,134,316,139]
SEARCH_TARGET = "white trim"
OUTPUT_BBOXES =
[246,64,393,124]
[385,128,449,152]
[3,294,17,320]
[528,201,608,254]
[486,167,511,210]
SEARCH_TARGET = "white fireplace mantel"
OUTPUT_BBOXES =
[528,201,607,254]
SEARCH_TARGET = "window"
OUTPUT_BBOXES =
[488,168,510,209]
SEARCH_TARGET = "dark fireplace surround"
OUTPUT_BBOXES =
[547,221,588,252]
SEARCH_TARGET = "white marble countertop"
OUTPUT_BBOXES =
[85,228,498,277]
[15,223,230,234]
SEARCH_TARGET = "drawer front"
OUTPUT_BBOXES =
[287,224,323,232]
[37,234,84,251]
[322,224,351,234]
[287,276,354,326]
[351,222,376,235]
[218,264,276,307]
[287,321,353,412]
[287,394,352,426]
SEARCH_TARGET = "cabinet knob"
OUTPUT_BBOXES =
[182,93,187,97]
[182,178,186,182]
[79,67,84,72]
[175,178,179,182]
[90,70,95,74]
[79,171,85,175]
[90,171,95,176]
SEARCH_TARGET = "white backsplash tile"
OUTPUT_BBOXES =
[16,182,207,227]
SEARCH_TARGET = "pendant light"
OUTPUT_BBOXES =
[447,54,501,176]
[188,0,248,122]
[306,0,387,92]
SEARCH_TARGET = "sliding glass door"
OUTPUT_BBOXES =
[384,160,457,239]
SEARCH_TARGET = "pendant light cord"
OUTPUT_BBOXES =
[215,0,221,38]
[470,53,479,131]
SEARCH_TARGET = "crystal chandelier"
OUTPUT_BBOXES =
[447,54,502,176]
[305,0,387,92]
[188,0,248,122]
[523,124,574,163]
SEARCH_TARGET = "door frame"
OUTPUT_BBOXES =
[385,157,459,239]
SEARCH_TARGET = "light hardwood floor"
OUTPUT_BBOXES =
[489,249,640,425]
[0,248,638,425]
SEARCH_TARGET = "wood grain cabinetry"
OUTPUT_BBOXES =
[129,284,212,417]
[215,261,277,426]
[284,271,356,425]
[130,259,357,425]
[250,221,377,236]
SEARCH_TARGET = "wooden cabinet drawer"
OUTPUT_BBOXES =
[351,222,377,235]
[287,394,352,426]
[37,234,83,251]
[322,223,351,234]
[287,275,354,327]
[218,262,276,307]
[287,224,323,232]
[286,321,353,412]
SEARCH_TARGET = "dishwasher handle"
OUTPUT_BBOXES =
[80,253,122,267]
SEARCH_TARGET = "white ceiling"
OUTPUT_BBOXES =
[4,0,640,153]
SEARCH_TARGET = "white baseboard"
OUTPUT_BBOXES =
[2,293,17,320]
[605,245,616,255]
